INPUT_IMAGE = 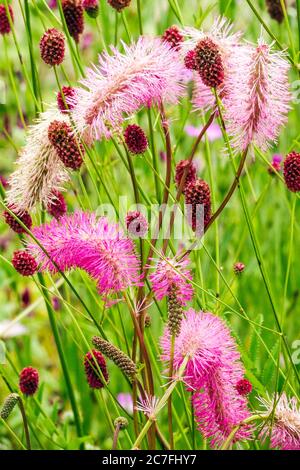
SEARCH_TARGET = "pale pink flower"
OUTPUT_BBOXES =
[71,36,186,140]
[136,394,159,419]
[160,309,251,448]
[149,255,193,306]
[192,74,215,112]
[117,393,133,414]
[224,37,291,151]
[27,212,142,296]
[192,359,251,448]
[258,393,300,450]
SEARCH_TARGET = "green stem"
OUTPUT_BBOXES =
[37,273,83,442]
[131,356,189,449]
[18,398,31,450]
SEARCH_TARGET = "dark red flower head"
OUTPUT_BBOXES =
[194,38,224,88]
[83,0,99,18]
[47,191,67,220]
[162,25,183,50]
[19,367,39,396]
[235,378,252,396]
[184,50,197,71]
[62,0,84,43]
[175,160,197,193]
[234,262,245,275]
[185,178,211,231]
[0,4,13,35]
[124,124,148,155]
[12,251,38,276]
[21,288,31,308]
[126,211,148,238]
[3,205,32,234]
[84,350,109,389]
[40,28,65,66]
[48,120,84,170]
[283,151,300,192]
[266,0,285,24]
[57,86,76,113]
[107,0,131,11]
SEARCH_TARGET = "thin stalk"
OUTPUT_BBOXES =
[131,356,189,449]
[37,273,83,441]
[18,398,31,450]
[167,335,175,449]
[136,0,143,35]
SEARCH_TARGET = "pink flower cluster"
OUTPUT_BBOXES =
[27,212,142,296]
[161,309,251,448]
[149,255,193,306]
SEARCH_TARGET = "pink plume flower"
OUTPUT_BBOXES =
[149,255,193,306]
[224,37,291,151]
[71,36,186,140]
[258,393,300,450]
[26,212,142,296]
[183,17,241,112]
[160,309,251,448]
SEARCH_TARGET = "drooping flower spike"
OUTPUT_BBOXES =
[71,36,186,140]
[27,211,142,296]
[6,108,71,212]
[149,254,193,306]
[160,309,252,448]
[224,37,291,152]
[258,393,300,450]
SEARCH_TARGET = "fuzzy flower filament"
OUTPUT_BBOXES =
[258,393,300,450]
[161,309,251,448]
[149,255,193,306]
[27,212,142,297]
[224,38,291,151]
[72,37,185,140]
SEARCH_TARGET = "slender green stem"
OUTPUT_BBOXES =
[37,273,83,441]
[18,398,31,450]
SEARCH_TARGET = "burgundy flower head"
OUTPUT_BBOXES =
[12,251,38,276]
[194,38,224,88]
[283,151,300,192]
[0,4,13,35]
[62,0,84,43]
[47,191,67,220]
[84,350,109,388]
[57,86,77,113]
[83,0,99,18]
[48,120,84,170]
[175,160,197,193]
[268,154,282,175]
[235,379,252,396]
[162,25,184,50]
[19,367,39,396]
[266,0,285,24]
[40,28,65,66]
[124,124,148,155]
[185,178,211,231]
[234,262,245,275]
[107,0,131,11]
[184,50,197,70]
[3,205,32,234]
[126,211,148,238]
